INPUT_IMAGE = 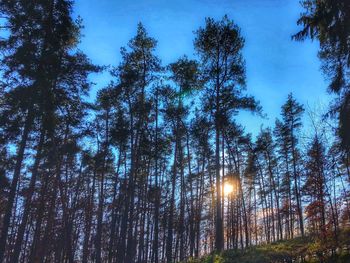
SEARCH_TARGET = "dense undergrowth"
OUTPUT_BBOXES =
[186,228,350,263]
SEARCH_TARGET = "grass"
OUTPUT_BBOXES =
[185,228,350,263]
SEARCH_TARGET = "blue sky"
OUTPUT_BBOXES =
[74,0,330,136]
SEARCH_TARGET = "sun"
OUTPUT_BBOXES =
[223,182,234,196]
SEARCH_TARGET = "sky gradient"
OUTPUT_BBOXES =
[74,0,330,136]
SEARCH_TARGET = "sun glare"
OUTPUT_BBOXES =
[223,182,234,196]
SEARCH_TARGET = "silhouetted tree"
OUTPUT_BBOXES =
[294,0,350,153]
[194,15,260,251]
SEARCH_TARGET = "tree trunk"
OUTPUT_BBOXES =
[0,109,33,262]
[10,128,45,263]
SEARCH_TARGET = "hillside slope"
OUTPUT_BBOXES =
[187,229,350,263]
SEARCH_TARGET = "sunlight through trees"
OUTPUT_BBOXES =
[0,1,349,263]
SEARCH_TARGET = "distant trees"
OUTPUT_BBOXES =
[279,94,305,237]
[0,1,349,263]
[255,128,282,241]
[304,137,327,236]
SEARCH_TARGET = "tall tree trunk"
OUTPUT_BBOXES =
[179,140,185,262]
[10,128,45,263]
[82,167,97,263]
[215,119,223,251]
[166,139,178,262]
[152,90,160,263]
[95,109,110,263]
[266,152,283,240]
[0,109,33,262]
[291,134,304,236]
[108,149,122,263]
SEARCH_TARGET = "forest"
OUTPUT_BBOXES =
[0,0,349,263]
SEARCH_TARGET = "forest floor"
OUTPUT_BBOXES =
[186,228,350,263]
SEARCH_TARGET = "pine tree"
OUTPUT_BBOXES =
[0,1,98,261]
[194,15,260,251]
[114,23,161,263]
[304,136,327,236]
[277,93,305,237]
